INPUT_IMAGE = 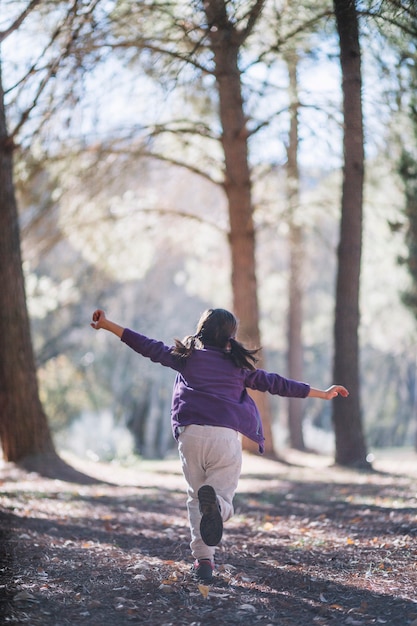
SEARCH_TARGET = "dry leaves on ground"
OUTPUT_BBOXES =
[0,450,416,625]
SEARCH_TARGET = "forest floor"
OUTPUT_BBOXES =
[0,448,417,626]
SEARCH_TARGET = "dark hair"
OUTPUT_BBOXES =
[172,308,259,370]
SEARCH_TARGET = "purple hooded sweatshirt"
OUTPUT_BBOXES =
[121,328,310,454]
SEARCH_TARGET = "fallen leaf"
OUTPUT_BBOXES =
[161,571,179,584]
[198,584,210,599]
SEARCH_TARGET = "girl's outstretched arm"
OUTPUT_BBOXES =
[308,385,349,400]
[90,309,124,338]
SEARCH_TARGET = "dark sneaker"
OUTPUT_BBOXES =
[198,485,223,546]
[193,558,214,583]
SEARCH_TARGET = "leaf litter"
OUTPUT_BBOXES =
[0,449,416,625]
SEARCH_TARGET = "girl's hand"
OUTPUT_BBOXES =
[324,385,349,399]
[308,385,349,400]
[91,309,106,330]
[90,310,124,338]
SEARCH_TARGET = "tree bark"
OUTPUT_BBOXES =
[332,0,368,468]
[203,0,274,455]
[0,57,56,464]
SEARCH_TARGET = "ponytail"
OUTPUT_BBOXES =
[171,334,202,359]
[228,337,259,371]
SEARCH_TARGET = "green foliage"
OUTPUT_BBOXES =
[395,35,417,318]
[399,149,417,315]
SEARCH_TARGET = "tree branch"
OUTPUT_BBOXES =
[86,141,224,187]
[0,0,42,43]
[238,0,266,44]
[107,39,213,75]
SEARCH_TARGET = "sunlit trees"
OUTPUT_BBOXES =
[93,0,349,456]
[0,2,58,465]
[0,0,102,473]
[4,0,417,467]
[0,58,56,464]
[84,0,277,453]
[332,0,368,467]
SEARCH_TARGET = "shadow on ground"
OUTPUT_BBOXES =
[0,453,416,625]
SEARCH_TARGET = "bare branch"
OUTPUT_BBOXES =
[138,150,223,186]
[106,39,213,75]
[238,0,266,44]
[267,9,335,56]
[9,0,100,140]
[84,205,227,234]
[147,120,219,141]
[85,141,224,187]
[0,0,42,43]
[381,0,417,20]
[361,5,417,38]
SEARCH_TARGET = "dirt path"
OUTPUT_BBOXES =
[1,449,416,625]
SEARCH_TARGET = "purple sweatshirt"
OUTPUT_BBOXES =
[121,328,310,453]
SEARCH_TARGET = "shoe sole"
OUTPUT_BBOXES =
[198,485,223,546]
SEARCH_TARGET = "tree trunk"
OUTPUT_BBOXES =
[203,0,274,455]
[332,0,368,468]
[285,50,305,451]
[0,57,56,464]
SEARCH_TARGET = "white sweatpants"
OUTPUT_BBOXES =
[177,424,242,562]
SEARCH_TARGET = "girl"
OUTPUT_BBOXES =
[91,307,348,582]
